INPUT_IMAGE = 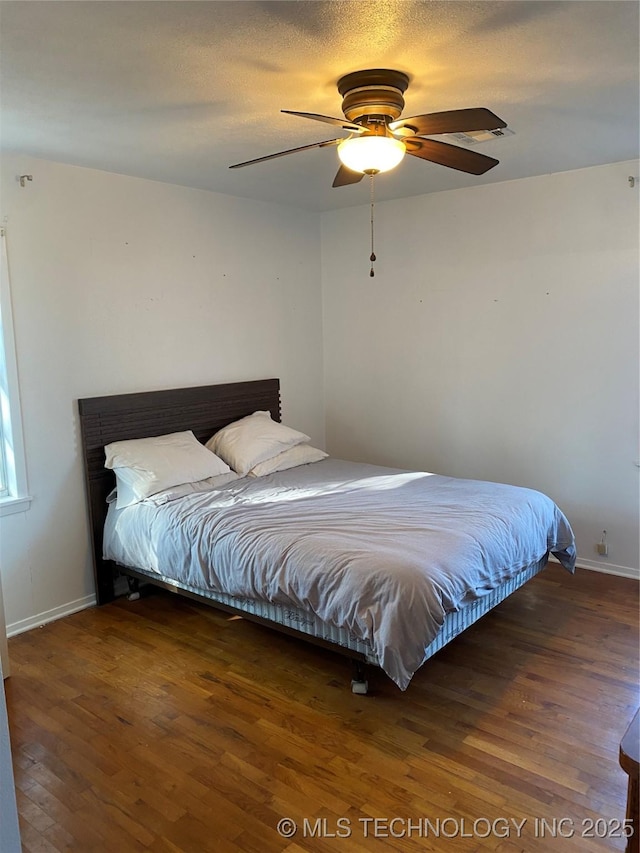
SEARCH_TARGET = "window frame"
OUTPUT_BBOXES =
[0,228,31,516]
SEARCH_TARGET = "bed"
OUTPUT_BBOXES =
[78,378,576,692]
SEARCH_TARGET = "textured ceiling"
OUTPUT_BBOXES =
[1,1,638,211]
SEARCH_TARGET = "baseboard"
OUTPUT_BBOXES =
[575,558,639,580]
[548,553,639,580]
[6,594,96,638]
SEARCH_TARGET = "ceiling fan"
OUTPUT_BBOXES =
[229,69,507,187]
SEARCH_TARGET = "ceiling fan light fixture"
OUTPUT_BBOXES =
[337,135,406,174]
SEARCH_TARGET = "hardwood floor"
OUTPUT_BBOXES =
[5,565,639,852]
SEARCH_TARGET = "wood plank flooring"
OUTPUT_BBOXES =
[5,565,639,852]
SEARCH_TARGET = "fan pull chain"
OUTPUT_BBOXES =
[369,174,376,277]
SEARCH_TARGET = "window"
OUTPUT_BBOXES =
[0,228,30,515]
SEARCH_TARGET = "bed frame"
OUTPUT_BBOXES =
[78,377,549,692]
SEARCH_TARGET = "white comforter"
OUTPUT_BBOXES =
[104,459,576,689]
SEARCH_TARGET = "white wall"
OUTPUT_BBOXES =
[0,153,324,631]
[1,155,637,635]
[321,161,640,577]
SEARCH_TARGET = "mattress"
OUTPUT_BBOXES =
[104,458,576,689]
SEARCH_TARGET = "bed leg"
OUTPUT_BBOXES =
[126,577,141,601]
[351,660,369,695]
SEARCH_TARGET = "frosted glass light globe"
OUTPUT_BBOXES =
[337,136,406,174]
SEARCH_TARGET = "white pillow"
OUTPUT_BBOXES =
[248,445,328,478]
[206,411,310,476]
[108,471,240,508]
[111,474,141,510]
[105,430,231,508]
[144,471,240,505]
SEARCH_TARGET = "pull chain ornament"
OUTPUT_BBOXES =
[369,174,376,277]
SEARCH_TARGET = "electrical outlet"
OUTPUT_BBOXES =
[596,530,608,556]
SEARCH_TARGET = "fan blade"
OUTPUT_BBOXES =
[229,138,340,169]
[282,110,365,133]
[332,165,364,188]
[390,108,507,136]
[406,137,499,175]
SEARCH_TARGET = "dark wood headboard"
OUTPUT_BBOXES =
[78,378,281,604]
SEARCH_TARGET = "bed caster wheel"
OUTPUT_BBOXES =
[126,577,140,601]
[351,679,369,695]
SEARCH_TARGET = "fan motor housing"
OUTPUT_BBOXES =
[337,69,410,123]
